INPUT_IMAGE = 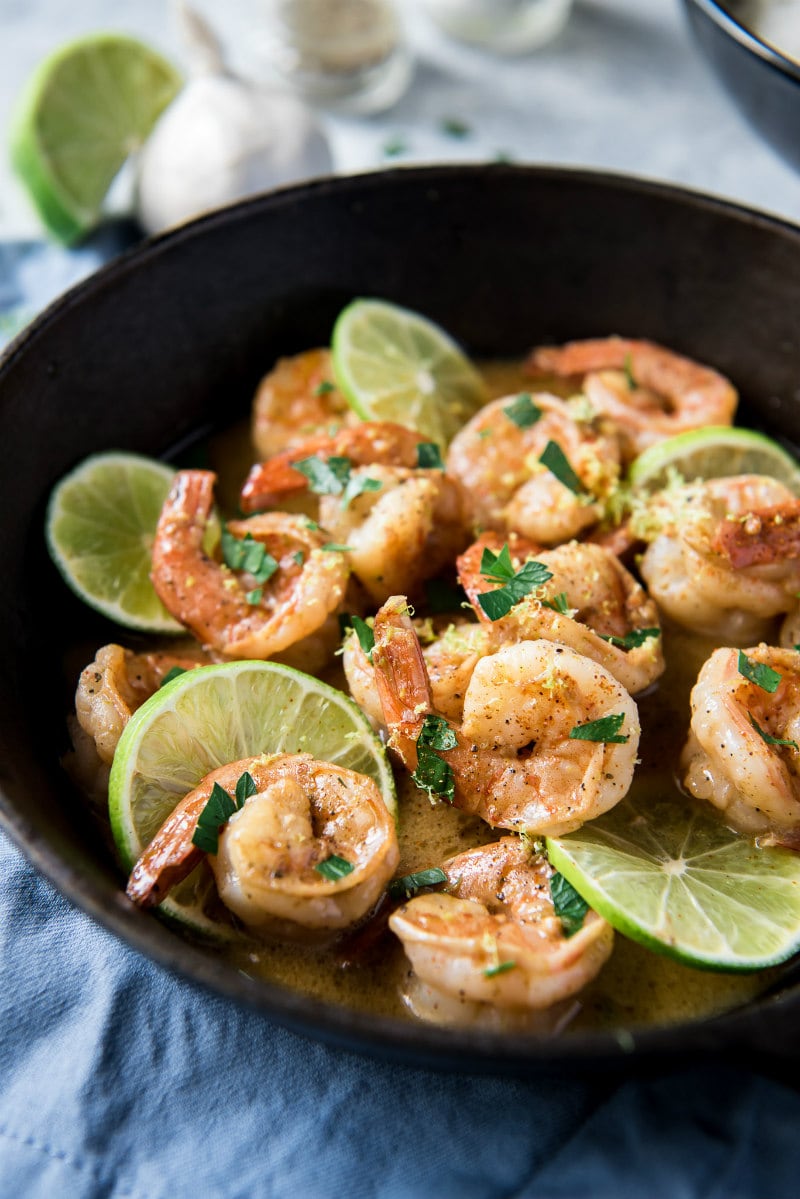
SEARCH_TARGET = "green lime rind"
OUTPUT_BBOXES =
[331,298,487,449]
[10,33,181,243]
[546,792,800,972]
[627,426,800,496]
[109,660,397,938]
[46,451,183,633]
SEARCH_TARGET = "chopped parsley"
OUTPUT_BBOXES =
[539,440,585,496]
[245,587,263,606]
[315,854,355,881]
[503,393,542,429]
[600,627,661,651]
[477,543,553,621]
[383,135,408,157]
[347,614,375,660]
[388,867,447,900]
[221,528,279,584]
[750,715,798,752]
[483,960,516,978]
[441,116,471,138]
[412,714,457,803]
[159,665,187,688]
[623,353,637,389]
[192,770,258,855]
[569,712,629,743]
[292,453,381,508]
[738,650,782,694]
[550,871,589,937]
[314,380,335,396]
[292,551,305,566]
[321,542,353,552]
[416,442,444,470]
[542,592,571,615]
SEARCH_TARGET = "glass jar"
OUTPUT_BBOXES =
[420,0,574,53]
[262,0,411,113]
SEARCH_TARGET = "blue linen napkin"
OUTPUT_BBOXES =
[3,237,800,1198]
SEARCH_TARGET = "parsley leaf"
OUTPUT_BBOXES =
[246,587,263,605]
[292,454,351,495]
[623,353,637,389]
[416,442,444,470]
[192,770,256,855]
[315,854,355,881]
[418,713,458,751]
[539,440,585,495]
[314,380,335,396]
[321,543,353,552]
[383,135,408,157]
[478,544,553,621]
[749,715,799,752]
[347,614,375,660]
[441,116,470,138]
[503,393,542,429]
[483,960,517,978]
[342,473,382,508]
[388,867,447,899]
[550,872,590,937]
[542,592,571,615]
[738,650,782,694]
[600,627,661,650]
[292,550,305,566]
[412,716,457,804]
[569,713,629,743]
[221,528,279,584]
[159,665,187,688]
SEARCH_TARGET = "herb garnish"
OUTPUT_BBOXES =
[315,854,355,881]
[192,770,258,854]
[383,136,408,157]
[292,453,382,509]
[416,442,444,470]
[314,380,335,396]
[550,872,589,937]
[159,666,187,688]
[600,627,661,651]
[539,440,585,496]
[441,116,470,138]
[388,867,447,900]
[221,528,279,584]
[477,543,553,621]
[321,543,353,552]
[623,353,637,389]
[749,715,799,752]
[292,551,305,566]
[503,393,542,429]
[542,592,571,615]
[345,614,375,660]
[483,960,516,978]
[738,650,782,694]
[412,714,457,803]
[569,713,629,743]
[245,587,263,606]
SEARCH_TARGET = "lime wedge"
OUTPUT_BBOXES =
[546,791,800,971]
[331,298,487,449]
[109,660,397,937]
[628,426,800,495]
[46,451,183,633]
[10,33,181,243]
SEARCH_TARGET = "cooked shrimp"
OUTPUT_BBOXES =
[150,470,349,659]
[127,752,399,935]
[389,838,613,1017]
[372,597,640,835]
[681,645,800,840]
[638,476,800,642]
[252,348,357,460]
[445,393,621,545]
[317,464,468,604]
[240,421,422,513]
[457,532,664,695]
[526,336,737,461]
[75,642,213,765]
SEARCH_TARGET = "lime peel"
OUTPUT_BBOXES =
[628,426,800,496]
[546,792,800,972]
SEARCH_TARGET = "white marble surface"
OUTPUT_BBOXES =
[2,0,800,237]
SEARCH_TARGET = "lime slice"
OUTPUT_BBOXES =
[628,426,800,495]
[546,791,800,971]
[109,660,397,937]
[10,33,181,243]
[331,298,487,449]
[46,451,183,633]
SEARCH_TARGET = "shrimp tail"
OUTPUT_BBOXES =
[373,595,434,763]
[126,790,209,908]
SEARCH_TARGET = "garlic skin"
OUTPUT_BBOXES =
[136,73,333,235]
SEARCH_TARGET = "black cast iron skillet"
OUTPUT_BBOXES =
[4,165,800,1077]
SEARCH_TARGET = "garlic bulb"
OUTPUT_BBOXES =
[136,5,332,235]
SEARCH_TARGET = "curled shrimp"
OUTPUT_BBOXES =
[526,336,737,462]
[457,532,664,695]
[240,420,422,513]
[150,470,349,659]
[389,837,613,1021]
[252,348,357,460]
[445,393,621,545]
[637,476,800,642]
[127,752,399,935]
[372,596,640,836]
[681,645,800,841]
